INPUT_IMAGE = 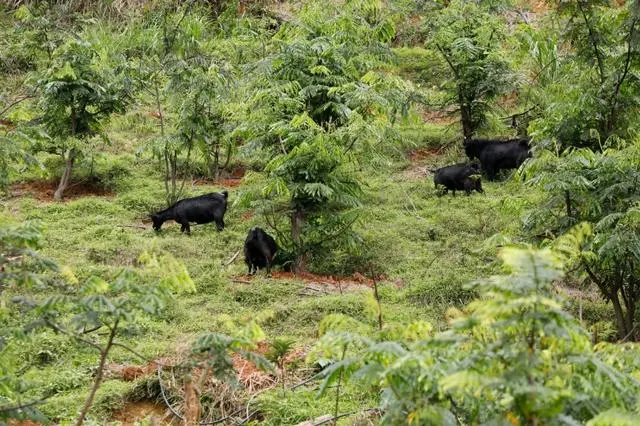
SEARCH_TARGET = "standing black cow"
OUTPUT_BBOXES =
[433,162,483,196]
[244,227,277,275]
[150,191,228,234]
[463,138,531,181]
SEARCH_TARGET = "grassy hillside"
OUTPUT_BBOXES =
[1,1,634,424]
[1,108,551,423]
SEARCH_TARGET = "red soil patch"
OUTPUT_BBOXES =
[105,360,159,381]
[10,180,113,202]
[231,340,305,392]
[113,401,176,426]
[408,146,443,165]
[240,211,254,221]
[272,271,375,287]
[236,271,384,290]
[0,118,16,130]
[421,108,457,125]
[194,177,243,188]
[148,111,163,120]
[403,146,443,179]
[499,91,519,111]
[193,167,246,188]
[8,421,42,426]
[530,0,550,13]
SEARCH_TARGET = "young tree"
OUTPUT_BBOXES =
[173,58,234,182]
[425,0,513,139]
[314,248,640,424]
[33,39,131,200]
[1,221,195,424]
[239,0,410,271]
[127,5,233,203]
[526,144,640,340]
[531,1,640,148]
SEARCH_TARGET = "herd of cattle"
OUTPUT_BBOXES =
[149,137,532,274]
[433,137,531,195]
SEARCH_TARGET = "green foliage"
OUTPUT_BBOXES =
[0,218,196,423]
[530,1,640,148]
[527,143,640,339]
[0,221,58,422]
[0,221,58,294]
[315,248,640,424]
[31,36,132,200]
[238,0,413,270]
[424,0,514,138]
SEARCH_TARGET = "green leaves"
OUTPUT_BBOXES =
[587,409,640,426]
[425,0,513,138]
[527,143,640,339]
[313,248,640,424]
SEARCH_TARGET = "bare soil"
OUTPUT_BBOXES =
[401,145,444,180]
[233,271,384,295]
[10,180,113,202]
[113,400,178,425]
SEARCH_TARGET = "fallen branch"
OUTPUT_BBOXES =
[232,279,252,285]
[224,249,241,267]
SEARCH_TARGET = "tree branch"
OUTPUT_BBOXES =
[435,44,460,79]
[0,396,49,415]
[607,17,637,134]
[0,95,33,118]
[577,0,606,83]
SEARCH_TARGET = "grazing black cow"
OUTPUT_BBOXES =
[463,138,531,181]
[151,191,228,234]
[244,227,277,275]
[433,163,483,196]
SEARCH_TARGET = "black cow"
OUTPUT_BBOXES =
[244,227,277,275]
[433,163,483,196]
[151,191,228,234]
[463,138,531,181]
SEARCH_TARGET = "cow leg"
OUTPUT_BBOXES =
[215,217,225,232]
[266,257,272,276]
[182,222,191,234]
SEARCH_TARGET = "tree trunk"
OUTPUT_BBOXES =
[291,209,305,273]
[222,143,232,171]
[565,190,572,218]
[623,292,636,340]
[183,377,200,425]
[213,143,220,182]
[458,88,474,139]
[610,291,629,339]
[76,321,118,426]
[54,150,75,201]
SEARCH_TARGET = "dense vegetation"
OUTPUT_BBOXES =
[1,0,640,424]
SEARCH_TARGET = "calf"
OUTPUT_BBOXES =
[244,227,277,275]
[151,191,228,234]
[464,137,531,181]
[433,163,483,196]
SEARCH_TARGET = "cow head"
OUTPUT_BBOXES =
[150,214,162,231]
